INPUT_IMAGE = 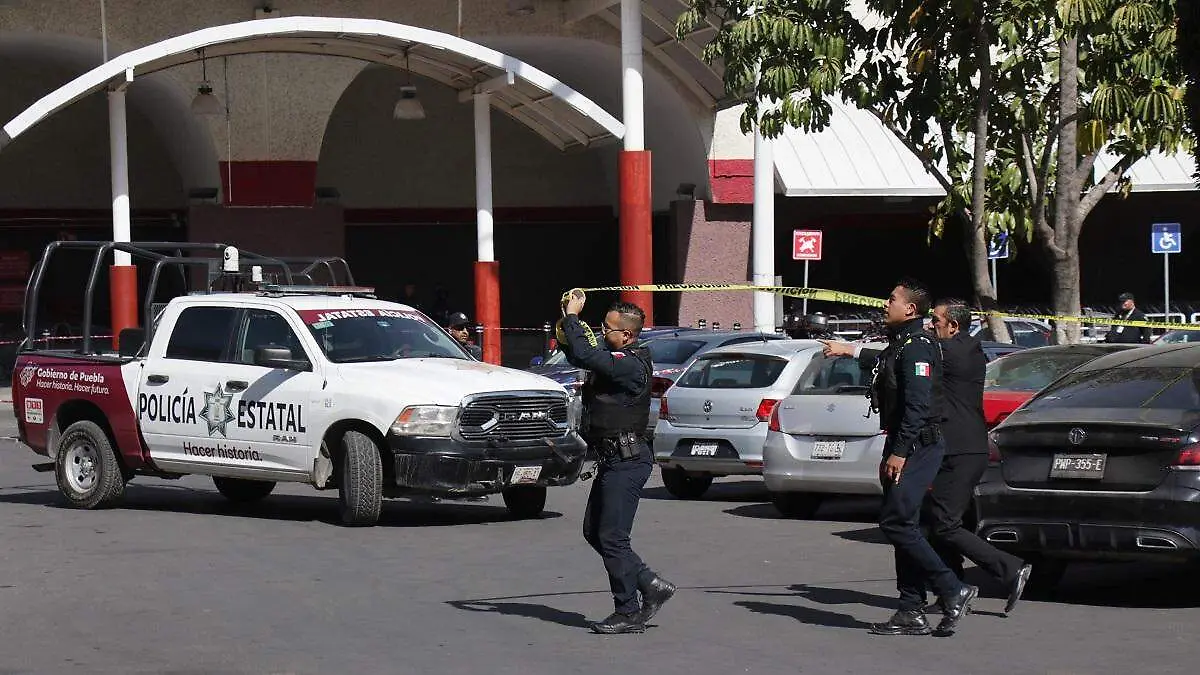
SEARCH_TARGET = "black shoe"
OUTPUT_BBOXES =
[1005,564,1033,616]
[638,576,677,624]
[591,611,646,635]
[868,609,932,636]
[934,585,979,637]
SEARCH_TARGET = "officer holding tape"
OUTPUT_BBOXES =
[557,289,676,634]
[822,279,976,636]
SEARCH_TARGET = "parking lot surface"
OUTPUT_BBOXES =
[0,392,1195,674]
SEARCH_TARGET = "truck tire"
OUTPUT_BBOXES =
[55,420,125,509]
[771,491,823,519]
[661,467,713,500]
[213,477,275,503]
[502,485,547,519]
[338,430,382,526]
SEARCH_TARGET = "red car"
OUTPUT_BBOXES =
[983,344,1145,428]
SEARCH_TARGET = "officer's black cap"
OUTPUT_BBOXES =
[446,311,470,328]
[1118,292,1135,302]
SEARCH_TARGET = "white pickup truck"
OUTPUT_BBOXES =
[12,287,587,526]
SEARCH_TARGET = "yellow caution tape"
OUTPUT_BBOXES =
[578,283,1200,331]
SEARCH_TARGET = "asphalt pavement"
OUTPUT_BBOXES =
[0,388,1196,674]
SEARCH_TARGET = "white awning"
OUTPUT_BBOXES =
[772,100,1197,197]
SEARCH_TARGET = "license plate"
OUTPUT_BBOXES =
[1049,453,1107,479]
[690,441,719,457]
[811,440,846,460]
[510,465,543,485]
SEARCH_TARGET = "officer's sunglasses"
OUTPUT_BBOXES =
[600,322,629,336]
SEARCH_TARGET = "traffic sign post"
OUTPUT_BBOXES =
[792,230,823,315]
[1152,223,1181,320]
[987,233,1009,294]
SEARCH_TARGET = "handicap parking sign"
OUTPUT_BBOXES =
[1152,223,1182,254]
[987,232,1009,260]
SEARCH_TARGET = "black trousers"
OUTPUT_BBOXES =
[582,445,655,615]
[923,452,1023,584]
[879,437,962,612]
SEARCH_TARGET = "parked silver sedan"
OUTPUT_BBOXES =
[762,350,885,518]
[653,340,824,499]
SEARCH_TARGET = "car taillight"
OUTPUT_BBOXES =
[768,403,781,432]
[756,398,781,423]
[1175,443,1200,467]
[659,396,669,420]
[651,376,673,398]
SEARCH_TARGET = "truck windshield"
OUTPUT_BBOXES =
[300,308,468,363]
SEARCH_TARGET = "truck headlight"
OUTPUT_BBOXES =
[391,406,458,437]
[567,395,583,431]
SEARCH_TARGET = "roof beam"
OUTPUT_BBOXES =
[563,0,619,25]
[457,71,515,102]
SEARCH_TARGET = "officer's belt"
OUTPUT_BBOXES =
[917,424,942,446]
[591,431,644,461]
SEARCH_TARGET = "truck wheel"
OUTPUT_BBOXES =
[55,420,125,509]
[771,491,823,519]
[502,486,547,519]
[1023,556,1068,597]
[212,477,275,503]
[661,467,713,499]
[338,430,382,526]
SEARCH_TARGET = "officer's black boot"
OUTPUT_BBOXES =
[869,609,933,636]
[637,574,677,624]
[933,584,979,636]
[591,611,646,635]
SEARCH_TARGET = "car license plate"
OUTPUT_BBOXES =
[690,441,719,457]
[511,465,543,485]
[812,440,845,460]
[1049,453,1107,479]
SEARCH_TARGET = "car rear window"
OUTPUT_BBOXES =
[984,351,1100,392]
[792,353,868,394]
[1024,366,1200,411]
[644,339,706,365]
[676,354,788,389]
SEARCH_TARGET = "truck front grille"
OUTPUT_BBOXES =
[459,394,569,442]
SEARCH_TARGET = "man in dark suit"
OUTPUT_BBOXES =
[1105,292,1151,344]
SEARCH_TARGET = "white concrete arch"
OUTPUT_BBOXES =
[0,31,220,195]
[1,17,625,154]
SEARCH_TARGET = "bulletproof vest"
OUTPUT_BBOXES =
[583,345,653,437]
[869,332,945,432]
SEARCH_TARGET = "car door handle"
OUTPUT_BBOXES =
[146,374,169,385]
[226,380,249,392]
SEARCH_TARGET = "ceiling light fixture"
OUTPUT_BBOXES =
[191,50,223,116]
[506,0,536,16]
[393,49,426,120]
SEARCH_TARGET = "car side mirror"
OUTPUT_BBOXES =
[529,356,544,367]
[254,346,311,371]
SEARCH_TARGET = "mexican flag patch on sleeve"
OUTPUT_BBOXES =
[914,362,931,377]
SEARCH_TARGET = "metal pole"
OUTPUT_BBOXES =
[618,0,653,317]
[752,125,775,333]
[1165,253,1171,321]
[991,257,998,296]
[620,0,644,152]
[802,260,810,316]
[474,93,494,263]
[109,89,131,265]
[100,0,109,63]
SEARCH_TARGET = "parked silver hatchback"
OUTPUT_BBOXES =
[653,340,823,499]
[762,351,885,518]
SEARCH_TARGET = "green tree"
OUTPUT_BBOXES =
[1177,1,1200,176]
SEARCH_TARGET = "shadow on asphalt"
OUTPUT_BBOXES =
[707,584,895,611]
[0,484,563,528]
[642,479,770,503]
[723,497,883,524]
[446,600,593,629]
[733,600,872,629]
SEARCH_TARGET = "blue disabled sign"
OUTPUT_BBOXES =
[987,232,1010,260]
[1152,222,1182,254]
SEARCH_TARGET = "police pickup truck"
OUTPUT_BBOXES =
[11,242,586,526]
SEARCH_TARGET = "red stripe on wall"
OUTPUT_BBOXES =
[708,159,754,204]
[220,161,318,207]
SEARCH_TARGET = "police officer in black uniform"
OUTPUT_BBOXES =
[444,311,483,360]
[557,290,676,634]
[822,279,977,636]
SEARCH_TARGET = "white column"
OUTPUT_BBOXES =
[752,126,775,333]
[621,0,644,151]
[474,92,494,262]
[109,88,131,266]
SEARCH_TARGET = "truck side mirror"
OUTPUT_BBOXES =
[254,346,311,371]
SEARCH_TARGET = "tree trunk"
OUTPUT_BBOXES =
[970,7,1010,342]
[1053,32,1083,344]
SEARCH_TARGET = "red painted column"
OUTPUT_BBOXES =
[474,261,501,364]
[619,150,654,319]
[109,265,137,350]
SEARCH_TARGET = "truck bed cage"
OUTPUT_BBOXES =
[274,257,356,286]
[23,241,300,355]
